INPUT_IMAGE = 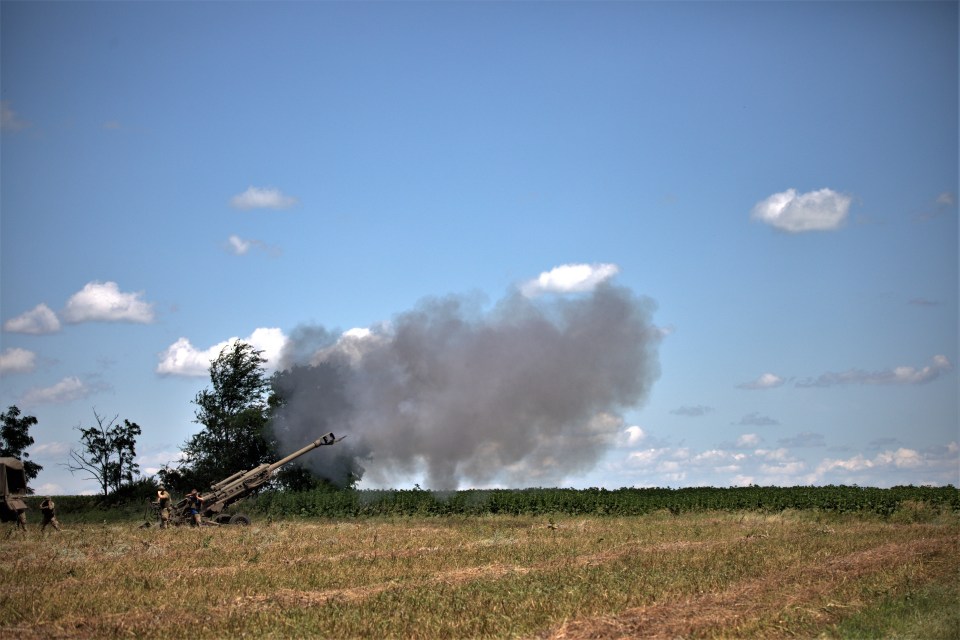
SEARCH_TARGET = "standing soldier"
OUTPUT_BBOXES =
[153,485,172,529]
[186,489,203,527]
[39,497,61,532]
[15,505,27,532]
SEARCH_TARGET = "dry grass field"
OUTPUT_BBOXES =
[2,509,958,639]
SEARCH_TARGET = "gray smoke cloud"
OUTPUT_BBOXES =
[270,284,661,489]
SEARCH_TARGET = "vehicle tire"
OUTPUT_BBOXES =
[229,513,251,526]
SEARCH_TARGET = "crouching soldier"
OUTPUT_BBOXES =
[153,485,172,529]
[39,497,61,532]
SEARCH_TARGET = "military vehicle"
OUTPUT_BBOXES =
[0,457,30,523]
[154,432,343,527]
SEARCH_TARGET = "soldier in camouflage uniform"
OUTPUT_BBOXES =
[39,497,61,532]
[153,485,172,528]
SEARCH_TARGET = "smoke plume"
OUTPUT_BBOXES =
[270,284,661,489]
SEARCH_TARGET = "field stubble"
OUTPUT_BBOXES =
[1,509,957,639]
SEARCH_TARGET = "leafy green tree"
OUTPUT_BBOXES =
[176,341,275,490]
[66,409,142,499]
[0,405,42,484]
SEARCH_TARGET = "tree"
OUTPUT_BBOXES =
[176,341,275,490]
[66,409,142,499]
[0,405,42,484]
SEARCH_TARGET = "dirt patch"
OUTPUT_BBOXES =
[540,536,957,639]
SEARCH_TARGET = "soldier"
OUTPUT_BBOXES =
[153,485,172,529]
[186,489,203,527]
[15,506,27,532]
[39,497,61,532]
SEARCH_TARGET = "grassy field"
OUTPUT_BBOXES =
[2,507,958,639]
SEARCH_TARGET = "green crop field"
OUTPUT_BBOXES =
[3,488,958,639]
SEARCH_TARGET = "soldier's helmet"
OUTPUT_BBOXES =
[158,485,165,491]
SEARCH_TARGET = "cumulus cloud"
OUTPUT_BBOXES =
[230,186,298,210]
[0,348,36,375]
[21,376,95,405]
[796,355,953,387]
[751,188,852,233]
[621,425,647,447]
[62,281,155,324]
[737,372,784,390]
[1,100,29,131]
[612,430,958,488]
[815,448,927,476]
[4,303,61,334]
[520,263,619,297]
[156,327,288,377]
[736,433,762,448]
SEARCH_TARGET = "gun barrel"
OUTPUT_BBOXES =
[266,432,338,474]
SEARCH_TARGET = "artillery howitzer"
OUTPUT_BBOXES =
[161,432,342,527]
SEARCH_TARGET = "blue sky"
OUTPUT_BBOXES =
[1,1,956,494]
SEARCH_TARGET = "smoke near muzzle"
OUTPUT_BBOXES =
[270,283,661,489]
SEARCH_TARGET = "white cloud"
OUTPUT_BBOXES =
[759,460,807,476]
[610,432,959,488]
[0,348,37,375]
[936,192,955,206]
[227,234,252,255]
[21,376,93,405]
[621,425,646,447]
[62,281,155,324]
[626,448,666,466]
[230,186,298,210]
[225,234,280,257]
[156,327,288,377]
[137,449,187,475]
[521,263,619,297]
[810,445,960,486]
[737,372,784,390]
[751,188,852,233]
[4,303,61,334]
[1,100,29,131]
[736,433,761,448]
[796,355,953,387]
[31,441,71,458]
[755,447,791,462]
[33,483,66,496]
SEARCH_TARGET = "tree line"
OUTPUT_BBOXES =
[2,341,334,500]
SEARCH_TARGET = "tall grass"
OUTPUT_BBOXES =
[3,509,957,638]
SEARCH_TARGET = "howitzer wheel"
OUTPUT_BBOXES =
[229,514,251,526]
